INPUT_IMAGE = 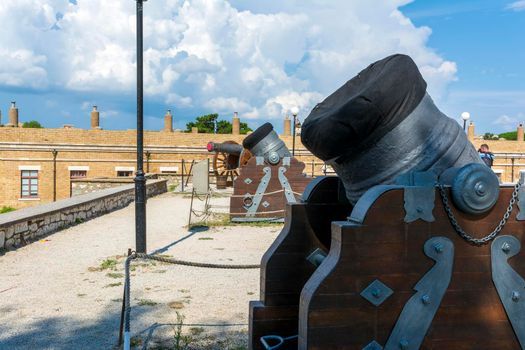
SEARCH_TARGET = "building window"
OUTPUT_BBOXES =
[160,166,179,174]
[21,170,39,198]
[70,170,87,179]
[117,171,133,177]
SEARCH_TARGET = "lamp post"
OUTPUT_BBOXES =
[461,112,470,132]
[135,0,147,254]
[291,106,299,156]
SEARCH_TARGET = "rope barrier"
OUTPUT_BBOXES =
[191,208,285,216]
[210,188,288,198]
[122,251,261,350]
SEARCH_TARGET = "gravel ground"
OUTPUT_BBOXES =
[0,191,282,350]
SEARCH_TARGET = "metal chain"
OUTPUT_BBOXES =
[438,181,521,245]
[122,251,261,350]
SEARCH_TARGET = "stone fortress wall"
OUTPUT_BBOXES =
[0,179,167,250]
[0,104,524,210]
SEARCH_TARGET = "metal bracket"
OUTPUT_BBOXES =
[278,167,296,203]
[517,174,525,220]
[244,177,253,184]
[397,171,436,223]
[362,341,383,350]
[306,248,327,267]
[246,167,271,216]
[256,156,265,166]
[404,187,435,223]
[383,236,454,350]
[282,156,291,166]
[360,279,394,307]
[491,235,525,348]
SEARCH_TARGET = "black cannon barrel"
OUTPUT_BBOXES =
[242,122,290,159]
[301,54,483,204]
[207,142,243,155]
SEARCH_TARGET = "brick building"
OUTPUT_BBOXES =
[1,104,524,209]
[0,106,314,209]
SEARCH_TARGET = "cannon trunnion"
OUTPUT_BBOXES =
[249,176,525,349]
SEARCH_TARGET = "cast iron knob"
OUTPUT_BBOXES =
[451,163,499,215]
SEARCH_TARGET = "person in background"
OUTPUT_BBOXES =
[478,144,494,167]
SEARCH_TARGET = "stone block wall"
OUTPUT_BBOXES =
[71,178,135,196]
[0,179,167,251]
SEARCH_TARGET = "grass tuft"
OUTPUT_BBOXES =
[137,299,157,306]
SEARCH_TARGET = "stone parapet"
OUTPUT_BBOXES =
[0,179,167,251]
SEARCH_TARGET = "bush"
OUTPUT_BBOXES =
[499,131,519,141]
[22,120,43,128]
[483,133,499,140]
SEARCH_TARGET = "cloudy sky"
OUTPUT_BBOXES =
[0,0,523,134]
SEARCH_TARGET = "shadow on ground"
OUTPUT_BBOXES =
[137,319,249,350]
[0,302,249,350]
[0,300,155,349]
[150,226,208,255]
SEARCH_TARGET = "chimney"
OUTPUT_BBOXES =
[232,111,240,135]
[7,101,18,127]
[467,121,475,142]
[163,109,173,132]
[91,106,100,129]
[283,114,291,136]
[518,123,524,142]
[191,127,199,134]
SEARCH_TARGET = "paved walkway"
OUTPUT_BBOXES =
[0,192,281,349]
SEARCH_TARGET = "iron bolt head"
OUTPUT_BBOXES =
[267,151,280,165]
[421,294,431,305]
[502,242,511,254]
[371,288,382,298]
[399,339,409,349]
[512,290,520,302]
[433,243,443,253]
[474,182,486,196]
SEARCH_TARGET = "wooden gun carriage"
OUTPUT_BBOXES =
[250,170,525,349]
[248,54,525,350]
[213,123,311,222]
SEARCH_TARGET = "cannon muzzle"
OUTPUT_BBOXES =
[242,123,291,164]
[207,141,243,155]
[301,54,483,204]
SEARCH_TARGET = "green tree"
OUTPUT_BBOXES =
[499,131,519,140]
[22,120,43,128]
[483,132,498,140]
[185,113,218,133]
[185,113,252,134]
[239,122,252,134]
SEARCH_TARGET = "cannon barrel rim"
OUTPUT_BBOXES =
[207,141,244,156]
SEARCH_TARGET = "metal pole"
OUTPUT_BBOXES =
[145,151,151,173]
[134,0,147,254]
[118,248,132,347]
[463,120,467,132]
[52,149,58,202]
[181,159,185,192]
[185,160,195,187]
[292,114,297,156]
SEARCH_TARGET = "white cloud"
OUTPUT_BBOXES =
[0,0,458,122]
[493,114,519,131]
[166,93,193,107]
[506,1,525,11]
[0,49,48,88]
